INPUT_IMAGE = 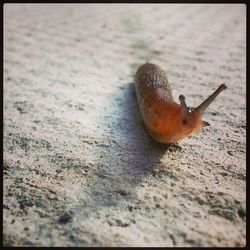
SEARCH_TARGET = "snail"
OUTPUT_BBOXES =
[134,63,227,144]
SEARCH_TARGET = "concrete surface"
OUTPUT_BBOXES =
[3,4,246,247]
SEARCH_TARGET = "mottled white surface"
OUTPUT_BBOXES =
[4,4,246,247]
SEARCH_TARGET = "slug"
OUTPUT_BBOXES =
[134,63,227,144]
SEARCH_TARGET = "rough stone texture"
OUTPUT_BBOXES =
[3,4,246,247]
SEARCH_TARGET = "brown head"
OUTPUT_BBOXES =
[146,84,227,143]
[176,84,227,140]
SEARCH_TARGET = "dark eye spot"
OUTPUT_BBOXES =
[182,119,188,125]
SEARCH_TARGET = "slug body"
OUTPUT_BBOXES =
[134,63,227,144]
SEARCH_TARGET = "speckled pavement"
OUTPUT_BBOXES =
[3,4,246,247]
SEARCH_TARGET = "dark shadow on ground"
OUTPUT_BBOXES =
[76,82,182,214]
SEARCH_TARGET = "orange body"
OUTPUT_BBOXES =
[141,92,202,143]
[134,63,226,144]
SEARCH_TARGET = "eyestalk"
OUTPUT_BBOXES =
[195,84,227,114]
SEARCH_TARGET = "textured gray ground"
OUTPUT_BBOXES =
[3,4,246,247]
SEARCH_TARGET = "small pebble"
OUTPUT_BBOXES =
[237,208,246,219]
[58,212,73,224]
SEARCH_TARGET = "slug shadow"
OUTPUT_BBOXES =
[75,81,182,215]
